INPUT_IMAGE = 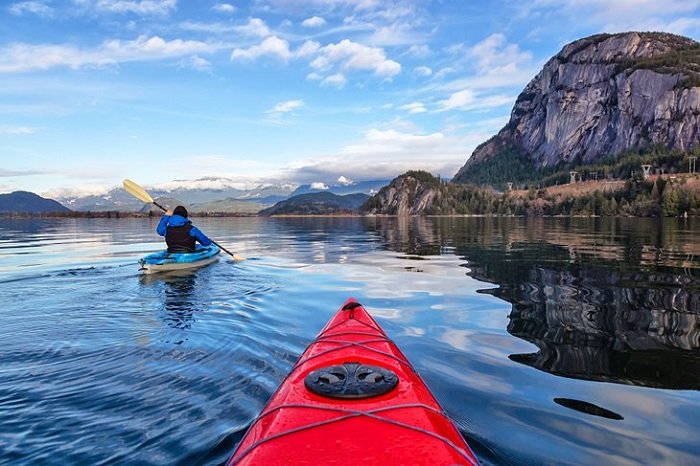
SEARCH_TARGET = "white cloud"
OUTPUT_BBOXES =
[429,34,537,94]
[179,54,212,72]
[9,1,53,17]
[152,176,262,192]
[264,99,304,124]
[181,17,267,37]
[437,72,536,92]
[468,33,533,77]
[321,73,346,88]
[437,89,514,112]
[662,17,700,35]
[226,29,400,87]
[235,17,272,37]
[414,65,432,76]
[0,125,36,134]
[532,0,700,33]
[534,0,700,18]
[257,0,397,15]
[178,21,238,34]
[407,44,431,57]
[266,99,304,114]
[367,23,422,46]
[446,43,466,55]
[438,89,475,111]
[94,0,177,15]
[433,67,455,80]
[342,129,445,155]
[297,40,321,57]
[399,102,427,114]
[165,155,281,181]
[311,182,329,190]
[337,175,353,185]
[42,184,114,199]
[282,126,492,182]
[108,35,210,56]
[212,3,235,13]
[310,39,400,78]
[0,168,41,176]
[302,16,326,28]
[0,36,218,73]
[231,35,291,61]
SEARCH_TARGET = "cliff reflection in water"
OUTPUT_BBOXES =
[368,216,700,389]
[502,266,700,389]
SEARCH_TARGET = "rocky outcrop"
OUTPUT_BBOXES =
[363,171,445,215]
[454,32,700,183]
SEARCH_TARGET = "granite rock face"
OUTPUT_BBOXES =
[454,32,700,182]
[364,172,445,215]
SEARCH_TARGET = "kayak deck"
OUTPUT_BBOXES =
[227,298,480,466]
[139,244,220,274]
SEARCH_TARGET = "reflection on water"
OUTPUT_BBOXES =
[554,398,624,420]
[149,271,200,342]
[369,216,700,390]
[504,272,700,389]
[2,216,700,465]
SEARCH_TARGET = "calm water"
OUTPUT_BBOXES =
[1,216,699,465]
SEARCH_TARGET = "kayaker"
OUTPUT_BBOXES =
[156,206,212,253]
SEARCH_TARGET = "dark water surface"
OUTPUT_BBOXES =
[1,217,699,465]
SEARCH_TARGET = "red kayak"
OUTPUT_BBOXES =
[227,298,480,465]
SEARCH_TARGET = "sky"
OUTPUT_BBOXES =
[0,0,699,197]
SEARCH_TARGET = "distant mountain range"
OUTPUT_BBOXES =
[288,179,388,197]
[0,191,72,213]
[51,176,389,213]
[54,177,294,212]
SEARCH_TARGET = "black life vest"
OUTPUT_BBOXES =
[166,223,196,252]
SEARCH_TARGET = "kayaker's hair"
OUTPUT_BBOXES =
[173,205,188,218]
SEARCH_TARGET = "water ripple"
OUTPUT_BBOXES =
[2,217,700,465]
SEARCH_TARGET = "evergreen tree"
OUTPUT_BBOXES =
[662,185,681,216]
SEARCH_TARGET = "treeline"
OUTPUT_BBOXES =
[0,211,139,218]
[451,143,535,188]
[512,176,700,217]
[367,170,700,217]
[0,211,256,218]
[429,175,700,217]
[454,145,700,191]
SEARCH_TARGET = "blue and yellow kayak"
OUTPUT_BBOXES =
[139,244,220,274]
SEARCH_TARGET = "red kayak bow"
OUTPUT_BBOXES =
[227,298,480,465]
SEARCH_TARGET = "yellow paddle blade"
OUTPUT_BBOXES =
[123,179,154,203]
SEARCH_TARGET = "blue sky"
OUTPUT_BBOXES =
[1,0,699,197]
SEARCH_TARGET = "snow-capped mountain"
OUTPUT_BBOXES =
[52,176,389,212]
[289,178,390,197]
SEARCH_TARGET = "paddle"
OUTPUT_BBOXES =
[122,179,244,261]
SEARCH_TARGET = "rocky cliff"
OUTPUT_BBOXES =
[454,32,700,184]
[362,171,448,215]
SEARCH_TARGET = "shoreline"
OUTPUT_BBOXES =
[1,212,696,219]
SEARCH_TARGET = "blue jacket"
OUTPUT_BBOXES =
[156,214,212,247]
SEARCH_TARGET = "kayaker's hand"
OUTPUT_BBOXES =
[165,209,173,216]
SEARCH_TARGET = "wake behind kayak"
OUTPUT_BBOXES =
[227,298,480,465]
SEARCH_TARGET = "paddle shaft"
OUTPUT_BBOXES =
[151,201,238,259]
